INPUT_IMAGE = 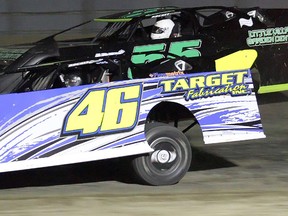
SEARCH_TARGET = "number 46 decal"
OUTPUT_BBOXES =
[62,84,142,138]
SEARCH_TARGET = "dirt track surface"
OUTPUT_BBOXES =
[0,92,288,216]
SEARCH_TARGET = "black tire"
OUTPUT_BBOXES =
[132,123,192,186]
[251,67,261,93]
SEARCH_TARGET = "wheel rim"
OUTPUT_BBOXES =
[145,137,182,175]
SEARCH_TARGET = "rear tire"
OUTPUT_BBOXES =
[251,67,261,93]
[132,123,192,186]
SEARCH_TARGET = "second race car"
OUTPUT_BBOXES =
[1,6,288,94]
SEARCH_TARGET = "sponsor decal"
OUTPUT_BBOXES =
[95,49,125,57]
[0,48,28,60]
[121,7,177,19]
[247,26,288,47]
[151,12,181,18]
[239,17,254,28]
[247,10,257,18]
[149,71,184,78]
[225,11,234,19]
[159,70,250,100]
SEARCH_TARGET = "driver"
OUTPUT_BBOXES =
[150,18,181,40]
[62,73,84,87]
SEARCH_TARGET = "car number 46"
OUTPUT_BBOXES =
[62,84,142,138]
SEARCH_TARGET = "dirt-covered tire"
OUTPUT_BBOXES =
[132,123,192,186]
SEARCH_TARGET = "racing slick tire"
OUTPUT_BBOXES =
[132,123,192,186]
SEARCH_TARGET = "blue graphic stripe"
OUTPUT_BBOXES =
[94,132,145,151]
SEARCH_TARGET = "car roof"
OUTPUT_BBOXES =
[94,6,247,23]
[95,7,182,22]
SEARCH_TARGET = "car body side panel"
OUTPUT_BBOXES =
[0,69,265,172]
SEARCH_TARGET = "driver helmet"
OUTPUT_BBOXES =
[63,73,83,87]
[151,19,175,40]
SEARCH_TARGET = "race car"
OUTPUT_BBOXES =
[1,6,288,94]
[0,6,269,186]
[0,53,265,185]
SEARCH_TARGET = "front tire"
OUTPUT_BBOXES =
[132,123,192,186]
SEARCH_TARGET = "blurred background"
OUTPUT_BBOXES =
[0,0,287,45]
